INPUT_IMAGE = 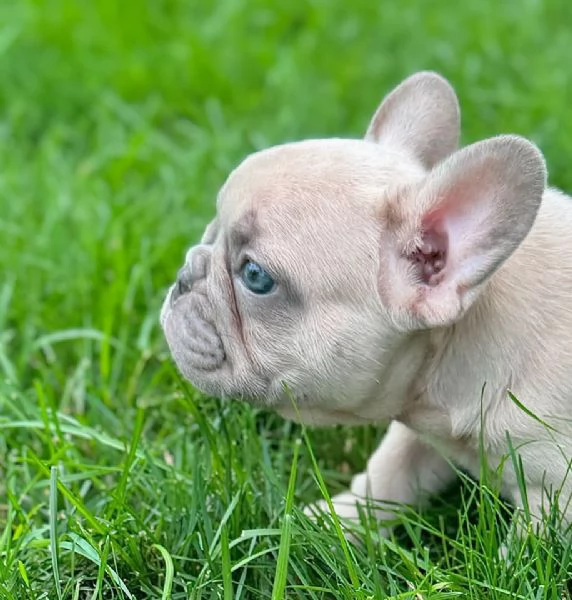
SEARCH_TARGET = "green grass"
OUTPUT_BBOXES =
[1,0,572,597]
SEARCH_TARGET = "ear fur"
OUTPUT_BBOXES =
[365,71,460,169]
[378,135,547,329]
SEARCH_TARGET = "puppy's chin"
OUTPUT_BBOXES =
[170,363,267,406]
[275,404,374,427]
[174,371,374,427]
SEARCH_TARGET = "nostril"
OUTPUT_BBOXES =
[171,247,211,304]
[177,277,190,296]
[171,267,193,303]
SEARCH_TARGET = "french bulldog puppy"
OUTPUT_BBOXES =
[161,71,572,535]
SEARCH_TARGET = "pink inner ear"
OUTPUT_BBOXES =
[409,213,449,285]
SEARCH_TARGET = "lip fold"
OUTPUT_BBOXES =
[168,313,226,373]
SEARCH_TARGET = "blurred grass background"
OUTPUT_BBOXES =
[1,0,572,598]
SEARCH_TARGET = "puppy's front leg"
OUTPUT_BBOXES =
[308,421,455,534]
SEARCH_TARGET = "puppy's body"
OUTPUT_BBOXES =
[161,72,572,532]
[383,189,572,517]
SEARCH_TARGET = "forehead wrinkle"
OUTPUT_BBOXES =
[229,209,258,250]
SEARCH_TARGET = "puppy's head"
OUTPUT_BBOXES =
[161,72,546,425]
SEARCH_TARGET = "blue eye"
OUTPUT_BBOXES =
[240,261,275,294]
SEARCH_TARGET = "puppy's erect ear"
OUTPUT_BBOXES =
[365,71,460,169]
[379,135,546,329]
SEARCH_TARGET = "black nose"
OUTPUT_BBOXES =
[170,249,209,304]
[171,267,193,304]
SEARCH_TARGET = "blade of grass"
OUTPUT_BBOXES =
[152,544,175,600]
[285,385,360,590]
[49,466,63,600]
[507,391,559,433]
[271,437,301,600]
[220,526,233,600]
[109,406,145,517]
[31,455,106,535]
[60,533,134,599]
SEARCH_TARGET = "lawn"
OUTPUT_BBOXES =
[1,0,572,598]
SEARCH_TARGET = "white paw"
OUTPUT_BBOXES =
[304,490,363,521]
[303,490,367,545]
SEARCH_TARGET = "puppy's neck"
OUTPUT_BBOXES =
[396,324,460,439]
[396,229,547,448]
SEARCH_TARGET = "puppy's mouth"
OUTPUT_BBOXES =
[162,289,228,373]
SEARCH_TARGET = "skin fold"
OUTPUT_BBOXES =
[161,71,572,536]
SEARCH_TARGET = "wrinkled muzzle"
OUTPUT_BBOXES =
[161,245,226,379]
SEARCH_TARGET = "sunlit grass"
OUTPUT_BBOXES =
[1,0,572,597]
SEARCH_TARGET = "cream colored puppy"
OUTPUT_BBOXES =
[161,71,572,533]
